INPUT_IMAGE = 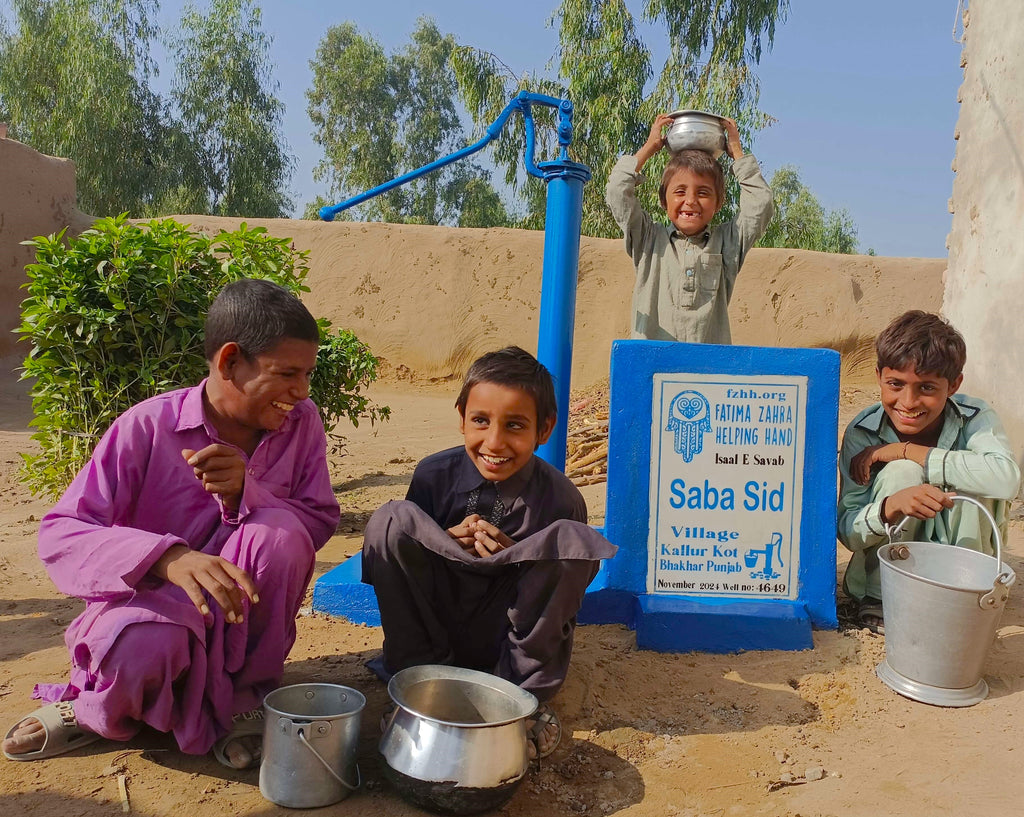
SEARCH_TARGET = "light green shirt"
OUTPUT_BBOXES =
[837,395,1020,555]
[604,153,774,343]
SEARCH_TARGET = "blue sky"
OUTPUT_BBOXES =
[52,1,972,257]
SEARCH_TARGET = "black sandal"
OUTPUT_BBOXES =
[526,703,562,760]
[858,597,885,635]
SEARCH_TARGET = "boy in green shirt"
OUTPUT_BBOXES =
[837,310,1020,633]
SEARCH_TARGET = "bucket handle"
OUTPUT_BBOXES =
[886,493,1013,593]
[297,727,362,792]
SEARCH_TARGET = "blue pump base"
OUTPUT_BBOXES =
[314,553,813,652]
[633,594,813,653]
[312,552,380,627]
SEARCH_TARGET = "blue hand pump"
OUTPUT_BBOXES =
[320,91,591,470]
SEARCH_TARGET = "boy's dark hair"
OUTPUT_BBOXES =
[875,310,966,383]
[204,278,319,360]
[659,150,726,209]
[455,346,557,431]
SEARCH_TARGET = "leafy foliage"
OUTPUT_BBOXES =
[17,215,388,497]
[170,0,294,217]
[757,165,859,253]
[0,0,202,216]
[307,18,510,227]
[0,0,292,219]
[452,0,788,237]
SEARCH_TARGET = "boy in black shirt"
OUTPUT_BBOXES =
[363,347,616,758]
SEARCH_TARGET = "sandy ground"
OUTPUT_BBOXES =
[2,369,1024,817]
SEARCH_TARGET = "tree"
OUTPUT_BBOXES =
[0,0,199,216]
[757,165,858,253]
[452,0,788,237]
[307,18,509,227]
[17,216,388,497]
[170,0,294,218]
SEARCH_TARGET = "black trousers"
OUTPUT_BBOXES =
[362,501,601,702]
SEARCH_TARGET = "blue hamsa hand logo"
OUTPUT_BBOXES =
[666,390,711,462]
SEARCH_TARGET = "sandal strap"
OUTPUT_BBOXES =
[233,708,264,724]
[55,701,78,729]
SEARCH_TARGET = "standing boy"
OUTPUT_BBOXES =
[605,113,774,343]
[362,346,616,758]
[838,310,1020,632]
[3,279,340,768]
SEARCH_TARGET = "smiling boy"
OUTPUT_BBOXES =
[362,347,616,758]
[3,279,340,768]
[838,311,1020,632]
[605,113,774,343]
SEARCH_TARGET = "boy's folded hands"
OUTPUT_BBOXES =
[447,515,516,558]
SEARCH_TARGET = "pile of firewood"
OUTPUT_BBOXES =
[565,416,609,486]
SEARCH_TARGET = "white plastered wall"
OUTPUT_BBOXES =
[944,0,1024,469]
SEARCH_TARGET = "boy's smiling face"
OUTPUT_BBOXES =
[877,364,963,441]
[213,336,318,435]
[663,166,721,236]
[459,381,555,482]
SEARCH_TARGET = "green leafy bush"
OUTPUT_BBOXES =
[17,214,389,497]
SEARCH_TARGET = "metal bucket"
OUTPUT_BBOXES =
[877,494,1016,706]
[260,683,365,808]
[380,665,538,815]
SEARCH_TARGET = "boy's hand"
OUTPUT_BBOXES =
[183,446,245,510]
[720,116,744,160]
[447,516,516,557]
[635,113,676,171]
[468,518,516,558]
[645,113,675,151]
[850,442,908,485]
[883,485,955,523]
[447,514,482,550]
[152,544,258,625]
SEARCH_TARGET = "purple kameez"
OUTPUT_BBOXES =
[33,380,339,754]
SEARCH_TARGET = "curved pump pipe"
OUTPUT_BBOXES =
[319,91,573,221]
[320,91,591,472]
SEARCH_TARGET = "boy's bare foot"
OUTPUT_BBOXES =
[3,701,100,760]
[212,709,265,769]
[218,734,262,769]
[3,717,47,755]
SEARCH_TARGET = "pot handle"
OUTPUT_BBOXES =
[297,727,362,791]
[886,493,1010,587]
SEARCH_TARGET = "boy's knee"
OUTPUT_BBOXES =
[872,459,926,496]
[364,500,429,558]
[238,508,315,571]
[106,621,191,679]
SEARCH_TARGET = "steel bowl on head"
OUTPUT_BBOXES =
[665,109,727,158]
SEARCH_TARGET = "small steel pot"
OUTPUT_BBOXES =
[379,665,538,815]
[665,109,727,157]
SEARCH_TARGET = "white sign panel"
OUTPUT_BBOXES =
[648,373,807,599]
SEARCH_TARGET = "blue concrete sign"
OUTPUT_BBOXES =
[580,340,840,653]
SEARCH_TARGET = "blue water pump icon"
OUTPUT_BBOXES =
[745,533,783,580]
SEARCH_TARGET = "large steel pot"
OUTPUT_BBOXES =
[379,665,538,815]
[665,109,727,157]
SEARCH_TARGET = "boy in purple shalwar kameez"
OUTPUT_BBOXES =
[362,347,616,759]
[2,279,340,768]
